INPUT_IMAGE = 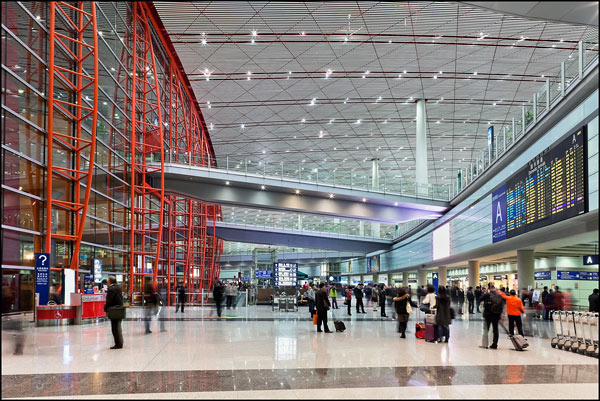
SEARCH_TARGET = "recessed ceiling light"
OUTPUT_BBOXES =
[362,198,367,202]
[252,30,257,37]
[295,189,300,194]
[262,150,266,154]
[473,71,477,75]
[355,119,361,124]
[261,185,266,190]
[301,118,306,123]
[394,202,398,206]
[240,123,245,129]
[329,194,334,199]
[433,75,437,79]
[404,70,407,74]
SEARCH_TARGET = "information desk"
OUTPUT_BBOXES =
[81,293,106,320]
[36,305,77,327]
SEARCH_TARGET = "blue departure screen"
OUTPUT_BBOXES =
[505,127,586,239]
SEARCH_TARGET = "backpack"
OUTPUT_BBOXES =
[485,293,503,314]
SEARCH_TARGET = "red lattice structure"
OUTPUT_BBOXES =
[45,1,99,288]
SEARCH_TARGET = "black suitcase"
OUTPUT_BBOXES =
[334,320,346,332]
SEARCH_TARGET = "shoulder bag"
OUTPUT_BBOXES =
[106,306,126,320]
[406,301,413,315]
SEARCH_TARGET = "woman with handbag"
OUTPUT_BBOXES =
[393,288,416,338]
[345,286,353,316]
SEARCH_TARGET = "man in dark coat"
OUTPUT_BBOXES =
[176,283,186,313]
[588,289,599,312]
[479,286,503,349]
[213,281,224,317]
[467,287,475,314]
[474,286,483,313]
[354,283,366,313]
[457,287,465,315]
[104,276,124,349]
[378,284,388,317]
[315,283,332,333]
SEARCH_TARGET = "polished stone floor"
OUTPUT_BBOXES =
[1,304,598,399]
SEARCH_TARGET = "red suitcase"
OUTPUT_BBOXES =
[415,323,425,339]
[425,323,438,342]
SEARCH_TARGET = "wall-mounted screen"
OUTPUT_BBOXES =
[492,126,587,243]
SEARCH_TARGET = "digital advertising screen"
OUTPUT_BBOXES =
[492,126,587,243]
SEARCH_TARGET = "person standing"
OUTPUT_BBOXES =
[371,284,378,311]
[143,282,158,334]
[175,283,186,313]
[467,287,475,314]
[450,285,458,311]
[457,287,465,315]
[104,276,124,349]
[421,285,436,313]
[213,281,224,317]
[417,285,425,305]
[553,286,564,311]
[315,283,332,333]
[499,289,526,336]
[432,286,452,342]
[354,283,366,313]
[479,286,504,349]
[474,286,483,313]
[540,286,549,320]
[225,283,235,309]
[329,285,339,309]
[307,283,316,317]
[589,289,599,312]
[393,288,413,338]
[345,286,353,315]
[378,284,388,317]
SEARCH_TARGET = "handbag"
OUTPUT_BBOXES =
[343,299,350,306]
[450,307,456,320]
[419,303,430,313]
[106,306,126,320]
[313,313,318,325]
[406,301,413,315]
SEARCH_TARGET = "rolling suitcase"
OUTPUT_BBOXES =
[415,322,425,339]
[332,311,346,332]
[509,334,529,351]
[425,323,438,342]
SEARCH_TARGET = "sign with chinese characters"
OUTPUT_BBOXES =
[273,263,298,287]
[534,271,551,280]
[35,253,50,305]
[579,271,599,281]
[255,270,272,279]
[557,270,580,280]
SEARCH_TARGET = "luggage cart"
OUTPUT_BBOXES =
[563,311,576,351]
[587,312,599,358]
[551,310,564,348]
[578,312,593,355]
[571,312,585,353]
[556,311,569,349]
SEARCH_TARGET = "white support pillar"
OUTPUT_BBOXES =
[403,271,409,287]
[416,99,428,194]
[468,260,480,289]
[418,269,428,287]
[371,158,381,236]
[517,250,535,291]
[298,215,303,230]
[438,265,447,288]
[359,221,365,236]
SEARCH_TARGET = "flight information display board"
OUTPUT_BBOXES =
[492,126,587,243]
[273,263,298,287]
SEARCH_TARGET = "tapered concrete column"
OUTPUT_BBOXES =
[418,269,428,287]
[371,222,380,237]
[416,99,428,194]
[403,271,409,287]
[359,220,364,236]
[371,158,380,189]
[298,215,303,230]
[517,250,535,290]
[438,265,447,288]
[468,260,480,288]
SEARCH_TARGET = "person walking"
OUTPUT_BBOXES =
[457,287,465,315]
[421,284,436,313]
[467,287,475,314]
[354,283,366,313]
[213,281,224,317]
[329,285,339,309]
[393,288,413,338]
[104,276,124,349]
[474,286,483,313]
[479,286,504,349]
[345,286,353,315]
[378,284,388,317]
[364,285,373,308]
[371,284,378,311]
[499,289,526,336]
[417,285,425,305]
[540,286,549,320]
[315,283,332,333]
[450,285,458,311]
[432,286,452,342]
[143,281,158,334]
[589,289,599,312]
[175,282,186,313]
[306,283,316,317]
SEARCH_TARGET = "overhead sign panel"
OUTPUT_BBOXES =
[273,262,298,286]
[583,255,598,265]
[493,126,587,242]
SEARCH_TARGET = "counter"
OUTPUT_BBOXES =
[36,305,77,326]
[81,293,106,320]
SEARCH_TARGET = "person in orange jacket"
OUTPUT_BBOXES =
[499,289,526,336]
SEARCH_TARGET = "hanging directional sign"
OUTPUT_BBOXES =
[432,272,439,292]
[583,255,598,265]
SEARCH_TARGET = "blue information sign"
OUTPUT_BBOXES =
[255,270,272,279]
[35,253,50,305]
[431,272,439,293]
[492,185,507,243]
[534,271,551,280]
[557,270,580,280]
[579,271,599,281]
[583,255,599,265]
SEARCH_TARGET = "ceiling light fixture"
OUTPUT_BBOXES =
[329,194,334,199]
[362,198,367,203]
[225,181,230,185]
[394,202,399,206]
[261,185,266,190]
[295,189,300,194]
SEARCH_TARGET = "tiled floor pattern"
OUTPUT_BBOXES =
[2,305,597,399]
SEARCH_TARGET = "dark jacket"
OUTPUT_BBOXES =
[457,289,465,303]
[393,294,410,315]
[353,287,363,300]
[104,284,123,314]
[378,288,386,306]
[213,285,224,301]
[480,291,503,319]
[467,290,474,301]
[541,290,549,305]
[474,288,482,299]
[177,286,186,298]
[315,289,331,312]
[450,287,458,301]
[434,295,452,326]
[589,293,599,312]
